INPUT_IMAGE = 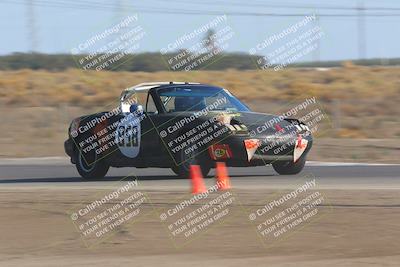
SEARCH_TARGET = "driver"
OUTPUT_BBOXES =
[174,96,206,111]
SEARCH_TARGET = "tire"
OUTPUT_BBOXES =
[76,149,109,179]
[172,148,211,179]
[272,156,306,175]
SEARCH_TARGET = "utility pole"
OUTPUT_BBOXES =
[27,0,38,52]
[357,1,366,59]
[313,14,321,62]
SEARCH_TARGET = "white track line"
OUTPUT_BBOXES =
[0,157,70,165]
[306,161,399,166]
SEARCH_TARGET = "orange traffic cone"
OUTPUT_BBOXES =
[215,162,231,190]
[190,165,207,194]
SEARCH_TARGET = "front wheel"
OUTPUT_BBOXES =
[272,156,306,175]
[76,149,109,179]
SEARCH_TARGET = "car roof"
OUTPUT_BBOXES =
[123,82,202,93]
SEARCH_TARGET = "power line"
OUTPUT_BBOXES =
[5,0,400,17]
[6,0,190,14]
[154,0,400,11]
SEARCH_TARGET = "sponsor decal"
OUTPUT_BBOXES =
[208,144,233,160]
[293,135,308,162]
[274,123,284,133]
[244,139,261,162]
[216,114,233,125]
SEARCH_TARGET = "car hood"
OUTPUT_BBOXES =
[223,111,291,136]
[175,110,292,136]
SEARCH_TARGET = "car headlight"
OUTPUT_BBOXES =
[70,118,81,137]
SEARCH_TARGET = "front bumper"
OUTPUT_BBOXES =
[208,132,313,166]
[64,138,76,163]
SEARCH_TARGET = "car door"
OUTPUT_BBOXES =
[114,89,160,165]
[139,91,170,163]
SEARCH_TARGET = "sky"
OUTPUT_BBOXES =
[1,0,400,61]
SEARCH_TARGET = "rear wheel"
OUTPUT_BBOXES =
[76,149,109,179]
[272,156,306,175]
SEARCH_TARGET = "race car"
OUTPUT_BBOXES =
[64,82,313,179]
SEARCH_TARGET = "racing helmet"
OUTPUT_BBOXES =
[174,96,206,111]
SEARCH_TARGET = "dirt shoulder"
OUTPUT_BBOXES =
[0,188,399,266]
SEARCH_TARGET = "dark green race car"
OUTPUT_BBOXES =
[64,82,313,179]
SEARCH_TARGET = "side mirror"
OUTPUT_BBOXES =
[129,104,143,115]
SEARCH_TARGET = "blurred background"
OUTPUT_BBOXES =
[0,0,399,162]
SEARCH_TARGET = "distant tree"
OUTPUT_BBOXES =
[2,52,393,72]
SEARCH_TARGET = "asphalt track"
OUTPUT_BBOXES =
[0,158,399,190]
[1,158,400,266]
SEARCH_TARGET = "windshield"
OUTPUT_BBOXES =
[157,86,250,113]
